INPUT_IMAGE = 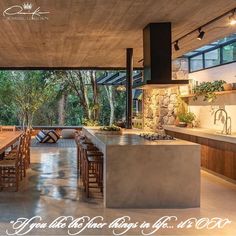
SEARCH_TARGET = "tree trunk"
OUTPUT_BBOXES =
[73,71,90,120]
[58,94,66,125]
[90,70,100,121]
[105,86,115,126]
[84,84,92,120]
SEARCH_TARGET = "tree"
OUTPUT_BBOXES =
[0,70,127,127]
[48,70,100,123]
[8,71,56,127]
[104,85,115,125]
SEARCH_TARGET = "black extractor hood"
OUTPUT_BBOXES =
[134,23,189,89]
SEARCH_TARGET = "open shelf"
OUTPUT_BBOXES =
[180,90,236,98]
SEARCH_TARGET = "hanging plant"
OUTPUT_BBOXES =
[193,80,226,102]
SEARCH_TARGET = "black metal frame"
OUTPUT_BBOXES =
[96,71,142,86]
[188,38,236,73]
[126,48,133,129]
[0,67,143,71]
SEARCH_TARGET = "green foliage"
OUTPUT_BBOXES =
[64,94,84,126]
[82,119,99,126]
[114,90,126,121]
[100,125,121,131]
[33,96,59,126]
[0,70,127,127]
[0,71,59,126]
[178,112,196,124]
[193,80,225,102]
[176,95,188,115]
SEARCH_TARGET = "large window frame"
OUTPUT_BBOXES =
[188,38,236,73]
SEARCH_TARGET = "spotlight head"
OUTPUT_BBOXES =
[174,41,180,51]
[197,28,205,40]
[229,12,236,25]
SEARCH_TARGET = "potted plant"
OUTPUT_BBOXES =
[97,125,122,135]
[177,112,196,128]
[193,80,225,102]
[83,119,99,126]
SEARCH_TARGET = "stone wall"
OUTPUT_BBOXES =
[143,87,179,131]
[143,58,188,132]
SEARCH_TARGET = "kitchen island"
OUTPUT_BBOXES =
[83,127,201,208]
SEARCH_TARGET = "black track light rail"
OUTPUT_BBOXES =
[173,7,236,45]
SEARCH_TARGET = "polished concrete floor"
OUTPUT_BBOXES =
[0,146,236,235]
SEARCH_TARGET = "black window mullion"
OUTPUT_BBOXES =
[188,57,191,72]
[202,53,205,69]
[220,45,223,64]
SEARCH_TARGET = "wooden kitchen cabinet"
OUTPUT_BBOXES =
[165,130,236,181]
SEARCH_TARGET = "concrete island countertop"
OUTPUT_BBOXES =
[84,127,199,147]
[83,127,200,209]
[164,125,236,144]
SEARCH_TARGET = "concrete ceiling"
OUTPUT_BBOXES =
[0,0,235,68]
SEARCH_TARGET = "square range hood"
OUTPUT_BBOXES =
[134,23,188,89]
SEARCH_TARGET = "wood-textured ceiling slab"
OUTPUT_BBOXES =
[0,0,235,68]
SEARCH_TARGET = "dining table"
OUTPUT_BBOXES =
[0,131,23,159]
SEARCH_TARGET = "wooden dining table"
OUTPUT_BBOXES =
[0,131,23,158]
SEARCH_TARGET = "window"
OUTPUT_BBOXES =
[222,42,236,63]
[204,48,220,68]
[186,34,236,73]
[190,54,203,72]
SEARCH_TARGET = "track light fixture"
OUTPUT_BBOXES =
[229,10,236,25]
[197,28,205,40]
[172,7,235,51]
[174,41,180,51]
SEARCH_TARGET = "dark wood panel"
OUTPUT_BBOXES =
[165,130,236,180]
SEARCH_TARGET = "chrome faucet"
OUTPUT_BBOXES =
[214,108,231,135]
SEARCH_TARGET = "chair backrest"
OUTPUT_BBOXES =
[1,126,16,132]
[24,129,31,152]
[14,134,25,165]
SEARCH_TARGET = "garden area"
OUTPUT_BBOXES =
[0,70,127,127]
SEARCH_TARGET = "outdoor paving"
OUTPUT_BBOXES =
[31,138,76,148]
[0,146,236,235]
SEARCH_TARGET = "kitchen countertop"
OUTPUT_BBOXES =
[164,125,236,144]
[84,127,198,146]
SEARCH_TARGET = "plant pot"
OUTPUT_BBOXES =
[96,130,122,135]
[177,122,187,127]
[223,83,233,91]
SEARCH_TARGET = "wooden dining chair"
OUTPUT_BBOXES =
[1,126,16,132]
[23,129,31,168]
[0,135,24,191]
[5,130,30,179]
